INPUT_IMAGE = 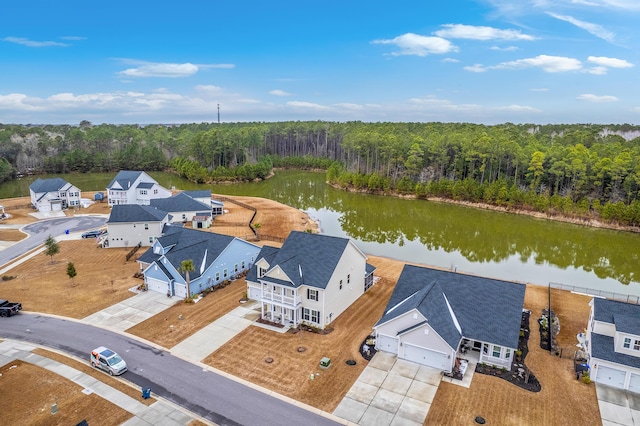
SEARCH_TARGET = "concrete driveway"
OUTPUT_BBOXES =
[333,351,442,426]
[597,384,640,425]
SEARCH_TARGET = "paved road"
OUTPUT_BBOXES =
[0,216,107,267]
[0,313,342,426]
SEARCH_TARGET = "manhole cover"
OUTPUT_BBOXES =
[265,357,274,364]
[297,346,307,353]
[346,359,357,366]
[475,416,486,424]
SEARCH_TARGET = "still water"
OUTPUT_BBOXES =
[4,170,639,296]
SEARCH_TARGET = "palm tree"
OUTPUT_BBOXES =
[178,259,195,299]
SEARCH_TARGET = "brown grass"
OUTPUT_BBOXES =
[424,287,600,425]
[0,228,27,241]
[203,255,406,412]
[0,360,132,425]
[32,348,156,406]
[1,239,140,318]
[127,278,249,348]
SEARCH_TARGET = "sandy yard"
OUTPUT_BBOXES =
[0,192,604,425]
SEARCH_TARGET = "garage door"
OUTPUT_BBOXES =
[377,335,398,354]
[628,373,640,393]
[404,344,450,371]
[146,278,167,294]
[596,365,626,389]
[174,283,187,299]
[248,287,262,300]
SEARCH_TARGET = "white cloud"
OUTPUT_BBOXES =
[434,24,536,41]
[333,103,365,110]
[546,12,615,43]
[587,56,634,68]
[269,89,292,97]
[371,33,457,56]
[464,64,489,72]
[286,101,330,110]
[496,55,583,72]
[0,93,45,110]
[60,36,87,41]
[2,36,68,47]
[587,66,608,75]
[490,45,519,51]
[530,88,549,92]
[442,58,460,63]
[496,105,542,112]
[117,62,200,78]
[577,93,619,102]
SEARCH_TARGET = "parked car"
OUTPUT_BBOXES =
[90,346,127,375]
[82,229,104,238]
[0,299,22,317]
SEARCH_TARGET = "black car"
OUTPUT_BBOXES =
[82,229,104,238]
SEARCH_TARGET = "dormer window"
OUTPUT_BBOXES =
[259,267,267,277]
[624,337,640,351]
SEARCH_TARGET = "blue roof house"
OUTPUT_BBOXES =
[29,178,81,212]
[138,227,261,298]
[246,231,376,329]
[374,265,525,372]
[106,170,171,206]
[586,298,640,392]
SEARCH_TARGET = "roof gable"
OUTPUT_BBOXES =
[594,298,640,336]
[379,265,525,349]
[107,204,169,223]
[107,170,152,190]
[29,177,73,193]
[150,192,211,213]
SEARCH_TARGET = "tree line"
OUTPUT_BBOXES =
[1,120,640,226]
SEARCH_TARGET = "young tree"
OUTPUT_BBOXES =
[178,259,195,299]
[66,262,77,287]
[44,235,60,264]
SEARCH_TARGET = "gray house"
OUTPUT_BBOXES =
[374,265,525,372]
[586,298,640,392]
[137,227,260,298]
[150,192,212,224]
[105,204,171,248]
[29,178,81,212]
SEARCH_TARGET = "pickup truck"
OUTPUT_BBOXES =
[0,299,22,317]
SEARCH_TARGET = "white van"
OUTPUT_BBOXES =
[90,346,127,376]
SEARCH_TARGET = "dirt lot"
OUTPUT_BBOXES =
[0,359,133,425]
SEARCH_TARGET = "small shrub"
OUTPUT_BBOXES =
[2,275,16,281]
[501,366,508,373]
[582,372,591,384]
[184,296,194,304]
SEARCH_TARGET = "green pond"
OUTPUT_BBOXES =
[4,170,639,297]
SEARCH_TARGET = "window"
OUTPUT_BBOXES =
[635,340,640,351]
[347,274,350,284]
[259,267,267,277]
[307,288,318,301]
[492,345,502,358]
[339,280,343,290]
[140,189,147,195]
[624,337,631,349]
[303,308,320,323]
[215,272,220,281]
[148,237,153,243]
[482,343,488,355]
[223,269,228,278]
[505,348,511,360]
[182,214,186,220]
[241,260,245,269]
[144,224,149,230]
[154,189,158,194]
[235,264,239,273]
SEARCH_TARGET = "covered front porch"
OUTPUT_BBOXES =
[261,302,300,327]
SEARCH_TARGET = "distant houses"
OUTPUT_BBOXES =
[29,177,82,212]
[106,170,171,206]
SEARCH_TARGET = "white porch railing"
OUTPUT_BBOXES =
[261,291,301,306]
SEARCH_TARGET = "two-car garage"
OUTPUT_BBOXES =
[404,344,450,371]
[594,364,640,394]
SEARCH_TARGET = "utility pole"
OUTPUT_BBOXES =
[217,104,220,124]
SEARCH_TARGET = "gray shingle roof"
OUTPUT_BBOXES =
[150,193,211,213]
[378,265,525,349]
[141,227,238,281]
[107,171,144,190]
[251,231,351,289]
[29,177,73,193]
[246,245,280,282]
[592,333,640,369]
[137,182,154,189]
[594,298,640,335]
[107,204,169,223]
[182,190,211,199]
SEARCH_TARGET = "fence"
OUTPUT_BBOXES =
[548,282,640,304]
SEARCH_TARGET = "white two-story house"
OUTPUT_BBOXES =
[245,231,376,329]
[106,170,172,206]
[29,178,81,212]
[105,204,171,248]
[586,298,640,392]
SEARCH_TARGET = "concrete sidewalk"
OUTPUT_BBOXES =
[0,340,204,426]
[171,300,264,361]
[83,291,181,331]
[333,351,442,426]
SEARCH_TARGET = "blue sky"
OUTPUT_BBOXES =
[2,0,639,125]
